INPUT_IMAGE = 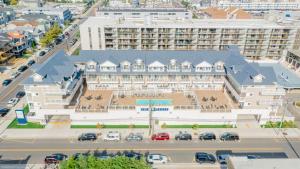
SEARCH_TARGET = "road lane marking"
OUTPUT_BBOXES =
[2,139,36,144]
[0,147,283,152]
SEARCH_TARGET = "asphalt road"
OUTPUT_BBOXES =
[0,138,299,164]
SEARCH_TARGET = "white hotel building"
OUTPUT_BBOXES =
[218,1,300,11]
[80,17,300,60]
[22,47,298,126]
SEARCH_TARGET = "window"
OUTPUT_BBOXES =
[104,13,109,15]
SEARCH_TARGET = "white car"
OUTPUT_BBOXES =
[10,72,20,79]
[7,98,20,107]
[103,131,121,141]
[146,154,168,164]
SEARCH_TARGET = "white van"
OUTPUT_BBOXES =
[103,131,121,141]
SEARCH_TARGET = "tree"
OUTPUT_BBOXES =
[181,0,190,8]
[60,155,151,169]
[40,23,62,47]
[10,0,18,5]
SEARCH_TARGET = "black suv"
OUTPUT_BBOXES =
[175,131,192,140]
[16,91,26,98]
[220,132,239,141]
[199,132,216,141]
[195,152,216,164]
[0,108,10,117]
[78,133,97,141]
[2,79,12,86]
[27,60,36,66]
[18,65,28,72]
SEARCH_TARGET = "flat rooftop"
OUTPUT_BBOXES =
[81,17,296,28]
[229,157,300,169]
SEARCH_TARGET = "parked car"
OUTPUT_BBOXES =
[0,108,10,117]
[78,133,97,141]
[146,154,168,164]
[7,98,19,107]
[27,60,36,66]
[52,153,68,161]
[17,65,28,72]
[175,131,192,141]
[16,91,26,98]
[69,38,77,46]
[123,152,142,160]
[103,131,121,141]
[195,152,216,164]
[44,155,59,165]
[125,133,143,141]
[2,79,12,86]
[55,38,62,45]
[220,132,239,141]
[216,151,231,165]
[44,47,51,53]
[10,72,20,79]
[44,154,67,164]
[151,133,170,141]
[39,51,46,57]
[199,132,216,141]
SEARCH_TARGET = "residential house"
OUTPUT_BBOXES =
[5,14,56,42]
[0,33,14,64]
[7,31,32,56]
[0,7,16,25]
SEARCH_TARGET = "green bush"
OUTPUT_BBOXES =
[60,155,150,169]
[263,121,297,128]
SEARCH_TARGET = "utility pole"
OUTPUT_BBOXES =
[148,99,153,136]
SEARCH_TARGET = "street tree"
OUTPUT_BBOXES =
[60,155,151,169]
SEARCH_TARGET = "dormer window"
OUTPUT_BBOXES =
[168,59,179,72]
[121,61,130,72]
[215,61,224,72]
[100,60,117,72]
[148,61,165,72]
[182,61,191,72]
[196,61,212,72]
[133,58,145,72]
[86,60,97,72]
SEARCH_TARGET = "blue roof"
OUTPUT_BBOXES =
[23,50,76,85]
[258,63,300,89]
[22,46,295,88]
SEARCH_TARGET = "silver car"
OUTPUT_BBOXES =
[125,133,143,141]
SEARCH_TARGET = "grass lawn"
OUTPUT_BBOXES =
[163,124,233,128]
[8,119,45,129]
[71,125,149,129]
[262,121,297,128]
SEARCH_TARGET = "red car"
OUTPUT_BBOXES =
[44,156,59,165]
[151,133,170,141]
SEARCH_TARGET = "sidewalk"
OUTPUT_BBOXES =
[1,127,300,140]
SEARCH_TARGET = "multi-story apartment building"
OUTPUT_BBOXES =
[218,1,300,11]
[23,47,296,125]
[95,7,192,19]
[80,17,300,60]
